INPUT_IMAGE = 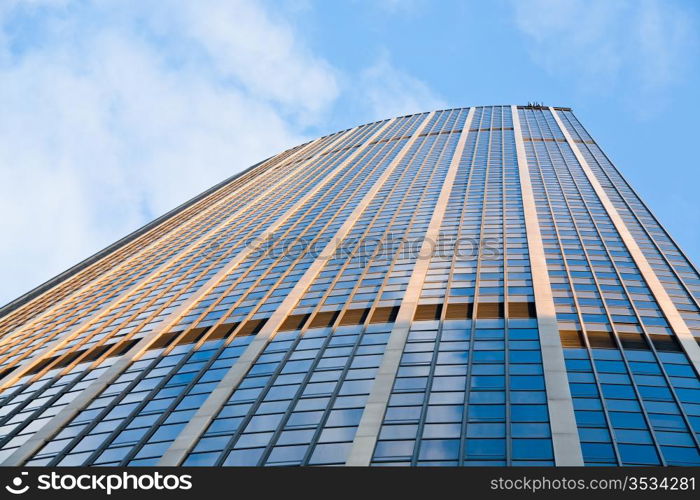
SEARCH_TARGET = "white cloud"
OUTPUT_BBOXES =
[0,0,444,305]
[166,0,339,125]
[357,53,447,121]
[512,0,697,95]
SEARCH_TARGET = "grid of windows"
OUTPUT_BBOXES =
[558,111,700,338]
[370,318,550,466]
[181,109,470,466]
[185,323,391,466]
[26,335,253,466]
[174,114,426,333]
[0,105,698,467]
[370,106,551,466]
[291,109,467,318]
[520,107,700,465]
[0,360,116,462]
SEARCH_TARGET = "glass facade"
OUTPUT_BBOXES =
[0,105,698,467]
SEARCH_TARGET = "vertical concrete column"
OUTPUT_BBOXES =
[551,108,700,375]
[512,105,583,466]
[158,112,436,466]
[345,107,476,466]
[1,119,397,466]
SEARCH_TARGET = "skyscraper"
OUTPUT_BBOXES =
[0,105,698,467]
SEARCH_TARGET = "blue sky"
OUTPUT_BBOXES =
[0,0,698,305]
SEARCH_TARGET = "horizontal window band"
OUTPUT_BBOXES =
[414,301,536,321]
[25,337,140,375]
[559,329,684,352]
[277,305,403,333]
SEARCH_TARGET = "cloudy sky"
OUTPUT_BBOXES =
[0,0,698,305]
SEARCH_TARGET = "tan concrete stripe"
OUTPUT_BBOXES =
[512,105,583,466]
[158,111,435,466]
[0,131,351,390]
[0,120,395,466]
[345,107,475,466]
[0,136,322,357]
[550,107,700,375]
